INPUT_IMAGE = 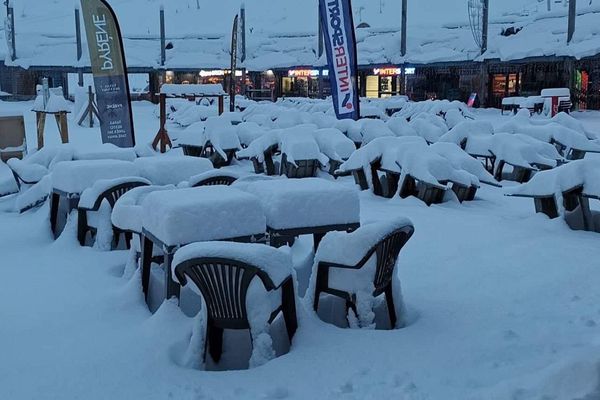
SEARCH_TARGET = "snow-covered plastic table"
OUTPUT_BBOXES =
[49,160,138,237]
[139,186,267,302]
[234,178,360,248]
[133,156,213,185]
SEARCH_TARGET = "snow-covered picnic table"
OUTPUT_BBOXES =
[139,186,267,301]
[49,160,139,236]
[234,177,360,247]
[507,159,600,232]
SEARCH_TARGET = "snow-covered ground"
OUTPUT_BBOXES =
[1,100,600,399]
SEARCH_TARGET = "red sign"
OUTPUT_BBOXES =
[551,96,559,117]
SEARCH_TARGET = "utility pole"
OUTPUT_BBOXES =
[240,2,246,96]
[547,0,552,11]
[6,0,16,61]
[160,5,166,67]
[481,0,489,54]
[567,0,576,43]
[400,0,407,95]
[75,5,83,87]
[318,6,324,58]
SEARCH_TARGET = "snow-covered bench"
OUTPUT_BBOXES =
[507,160,600,233]
[311,218,414,329]
[77,177,151,249]
[234,178,360,248]
[140,186,267,302]
[172,242,297,366]
[50,160,139,237]
[133,156,213,186]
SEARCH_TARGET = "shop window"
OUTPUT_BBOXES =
[366,75,379,98]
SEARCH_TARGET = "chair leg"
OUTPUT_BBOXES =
[207,324,224,363]
[49,193,60,238]
[281,278,298,343]
[384,285,397,329]
[124,232,133,250]
[76,210,88,246]
[140,235,154,303]
[346,300,358,325]
[313,266,328,312]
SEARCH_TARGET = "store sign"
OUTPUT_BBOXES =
[319,0,360,120]
[80,0,135,148]
[373,67,416,76]
[199,70,242,77]
[373,67,401,76]
[287,69,329,78]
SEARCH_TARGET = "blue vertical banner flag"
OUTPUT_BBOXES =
[319,0,360,120]
[81,0,136,148]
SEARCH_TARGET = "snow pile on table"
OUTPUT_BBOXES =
[203,117,242,159]
[235,178,360,230]
[360,119,396,145]
[489,133,561,170]
[134,156,213,185]
[51,160,139,194]
[74,143,137,162]
[386,117,419,138]
[112,185,177,234]
[409,114,449,143]
[508,159,600,198]
[498,111,600,154]
[439,120,495,156]
[141,187,266,246]
[312,128,356,162]
[340,136,482,193]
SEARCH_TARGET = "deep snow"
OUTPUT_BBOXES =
[1,101,600,399]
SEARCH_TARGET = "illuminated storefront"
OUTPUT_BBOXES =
[364,67,414,98]
[279,69,329,98]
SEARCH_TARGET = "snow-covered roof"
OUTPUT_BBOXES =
[2,1,599,71]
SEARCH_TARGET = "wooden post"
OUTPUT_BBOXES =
[568,0,577,44]
[55,112,69,144]
[36,112,45,150]
[151,94,172,153]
